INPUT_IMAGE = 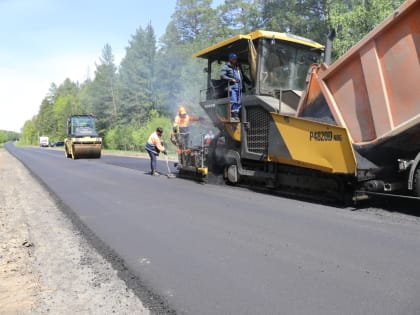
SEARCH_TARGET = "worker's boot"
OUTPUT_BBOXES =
[231,110,240,122]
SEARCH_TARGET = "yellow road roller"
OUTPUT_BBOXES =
[64,115,102,159]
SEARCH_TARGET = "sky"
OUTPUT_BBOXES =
[0,0,189,132]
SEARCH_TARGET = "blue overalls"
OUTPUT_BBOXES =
[230,66,242,119]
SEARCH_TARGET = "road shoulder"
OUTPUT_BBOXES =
[0,148,149,314]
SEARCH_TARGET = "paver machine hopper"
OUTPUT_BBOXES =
[297,0,420,198]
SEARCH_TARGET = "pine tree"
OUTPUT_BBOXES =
[36,98,56,139]
[83,44,119,134]
[261,0,329,44]
[119,24,157,125]
[173,0,215,42]
[217,0,263,37]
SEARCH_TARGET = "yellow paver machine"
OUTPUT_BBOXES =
[176,0,420,202]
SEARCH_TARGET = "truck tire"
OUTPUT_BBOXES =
[414,168,420,197]
[224,164,239,185]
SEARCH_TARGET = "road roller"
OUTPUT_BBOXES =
[64,115,102,159]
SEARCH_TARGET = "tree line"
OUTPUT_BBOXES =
[20,0,403,151]
[0,130,20,144]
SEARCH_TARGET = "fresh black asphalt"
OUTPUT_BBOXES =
[6,143,420,315]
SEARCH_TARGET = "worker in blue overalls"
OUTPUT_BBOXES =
[220,52,244,121]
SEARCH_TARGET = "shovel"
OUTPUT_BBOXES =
[165,155,176,178]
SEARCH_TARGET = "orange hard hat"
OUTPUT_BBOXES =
[178,106,187,115]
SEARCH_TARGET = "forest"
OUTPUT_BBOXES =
[0,130,20,145]
[20,0,404,151]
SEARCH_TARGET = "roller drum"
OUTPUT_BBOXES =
[72,144,101,159]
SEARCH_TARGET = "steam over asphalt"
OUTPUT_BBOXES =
[6,143,420,315]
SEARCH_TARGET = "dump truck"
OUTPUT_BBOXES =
[64,115,102,159]
[296,0,420,200]
[176,0,420,202]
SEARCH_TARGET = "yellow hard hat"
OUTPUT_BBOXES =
[178,106,187,115]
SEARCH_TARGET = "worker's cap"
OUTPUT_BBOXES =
[178,106,187,115]
[156,127,163,133]
[228,52,237,60]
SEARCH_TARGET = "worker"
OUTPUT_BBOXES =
[204,129,215,145]
[172,105,200,150]
[145,127,166,176]
[220,52,251,121]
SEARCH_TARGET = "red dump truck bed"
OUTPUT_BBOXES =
[297,0,420,162]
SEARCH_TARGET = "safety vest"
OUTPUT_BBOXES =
[145,132,164,154]
[174,114,191,128]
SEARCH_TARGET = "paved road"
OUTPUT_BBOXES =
[6,143,420,315]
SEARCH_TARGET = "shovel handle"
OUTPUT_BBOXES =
[165,155,171,174]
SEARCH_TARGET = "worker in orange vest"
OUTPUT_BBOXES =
[171,106,200,149]
[145,127,166,176]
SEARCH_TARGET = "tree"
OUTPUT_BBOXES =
[261,0,329,44]
[82,44,119,134]
[52,79,83,139]
[156,0,216,117]
[21,118,37,145]
[36,97,56,139]
[35,83,60,141]
[216,0,263,37]
[130,109,172,152]
[46,83,58,104]
[119,24,157,125]
[172,0,216,43]
[0,132,5,144]
[0,130,18,144]
[327,0,404,57]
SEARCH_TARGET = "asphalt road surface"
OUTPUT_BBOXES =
[6,143,420,315]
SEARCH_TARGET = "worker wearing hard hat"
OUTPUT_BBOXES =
[171,105,200,149]
[220,52,251,121]
[173,106,199,131]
